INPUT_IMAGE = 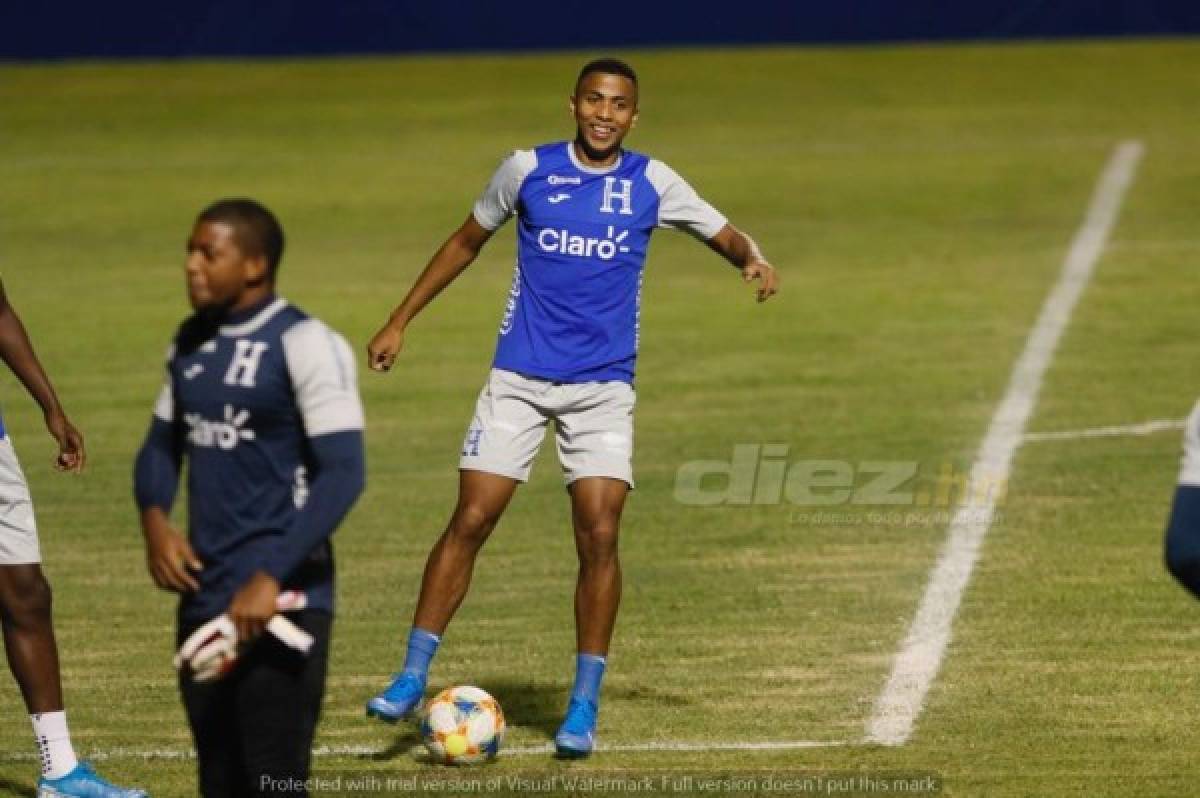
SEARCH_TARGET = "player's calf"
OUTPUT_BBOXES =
[0,565,63,713]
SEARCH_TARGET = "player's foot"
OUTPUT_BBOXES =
[366,671,426,723]
[37,762,148,798]
[554,697,597,759]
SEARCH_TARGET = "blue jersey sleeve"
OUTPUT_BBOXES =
[133,417,183,512]
[258,429,366,584]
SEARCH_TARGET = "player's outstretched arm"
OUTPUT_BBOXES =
[706,224,779,303]
[0,279,86,471]
[367,215,495,372]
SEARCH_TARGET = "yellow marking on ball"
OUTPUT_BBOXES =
[444,733,468,758]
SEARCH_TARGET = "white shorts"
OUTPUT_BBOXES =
[0,437,41,565]
[459,369,635,487]
[1180,401,1200,487]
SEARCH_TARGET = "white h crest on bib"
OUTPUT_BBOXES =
[600,178,634,216]
[224,340,269,387]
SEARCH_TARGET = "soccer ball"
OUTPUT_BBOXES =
[420,685,505,765]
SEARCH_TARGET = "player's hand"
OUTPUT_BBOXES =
[175,605,314,682]
[143,512,203,593]
[743,259,779,303]
[174,615,239,682]
[228,570,281,641]
[367,322,405,373]
[44,409,85,473]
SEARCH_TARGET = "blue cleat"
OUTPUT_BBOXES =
[37,762,147,798]
[554,697,597,759]
[365,671,426,723]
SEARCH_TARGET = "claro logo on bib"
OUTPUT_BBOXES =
[537,226,631,261]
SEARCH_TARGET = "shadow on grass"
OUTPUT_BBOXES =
[486,680,570,740]
[477,680,694,738]
[365,725,422,762]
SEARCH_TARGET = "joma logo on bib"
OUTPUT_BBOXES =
[537,226,631,261]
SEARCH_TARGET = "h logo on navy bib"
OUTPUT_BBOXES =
[224,340,269,387]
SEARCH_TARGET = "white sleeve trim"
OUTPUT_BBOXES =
[645,159,728,241]
[282,319,366,438]
[472,149,538,231]
[1180,401,1200,486]
[153,344,176,422]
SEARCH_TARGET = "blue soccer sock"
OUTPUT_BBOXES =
[570,653,607,707]
[402,627,441,679]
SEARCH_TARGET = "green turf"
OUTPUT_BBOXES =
[1,38,1198,796]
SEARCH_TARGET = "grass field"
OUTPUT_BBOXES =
[1,38,1199,796]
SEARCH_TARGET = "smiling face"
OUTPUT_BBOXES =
[570,71,638,167]
[184,220,269,312]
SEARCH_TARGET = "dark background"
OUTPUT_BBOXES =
[3,0,1199,60]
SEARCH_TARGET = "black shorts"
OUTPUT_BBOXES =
[178,609,332,797]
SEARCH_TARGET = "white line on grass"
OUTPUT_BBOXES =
[506,740,847,755]
[1024,418,1185,442]
[864,140,1145,747]
[0,740,846,764]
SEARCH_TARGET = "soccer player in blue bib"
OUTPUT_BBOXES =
[0,281,145,797]
[134,199,366,795]
[365,58,778,757]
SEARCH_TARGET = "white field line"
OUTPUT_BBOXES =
[0,740,847,764]
[508,740,847,755]
[864,140,1145,746]
[1024,418,1185,442]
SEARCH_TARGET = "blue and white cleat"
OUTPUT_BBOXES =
[554,697,597,759]
[37,762,148,798]
[365,671,426,723]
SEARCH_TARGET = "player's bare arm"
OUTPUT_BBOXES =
[0,279,86,472]
[707,224,779,303]
[140,507,202,593]
[368,215,495,372]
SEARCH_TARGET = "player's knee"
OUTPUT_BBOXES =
[576,520,620,565]
[0,568,53,628]
[447,502,500,546]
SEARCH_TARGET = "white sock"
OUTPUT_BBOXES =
[30,711,78,779]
